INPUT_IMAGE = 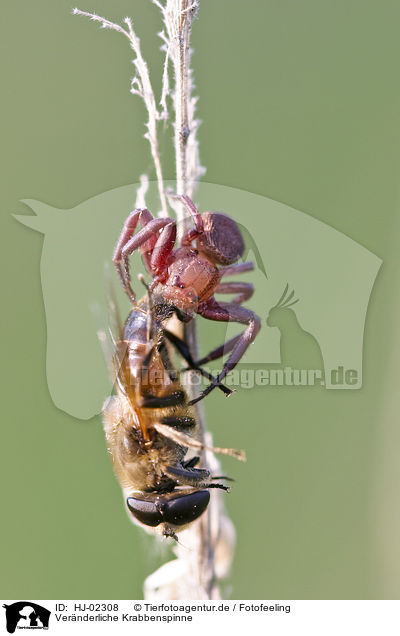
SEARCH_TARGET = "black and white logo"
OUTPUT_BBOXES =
[2,602,50,633]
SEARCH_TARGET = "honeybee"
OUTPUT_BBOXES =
[103,281,243,540]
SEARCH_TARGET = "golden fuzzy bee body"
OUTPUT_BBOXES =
[102,298,227,539]
[103,349,193,493]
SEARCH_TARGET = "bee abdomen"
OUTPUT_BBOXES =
[140,390,186,409]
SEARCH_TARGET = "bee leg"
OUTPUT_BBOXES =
[153,422,246,462]
[165,465,210,486]
[161,415,196,429]
[163,329,233,397]
[165,466,230,491]
[182,456,201,469]
[173,457,233,481]
[211,475,234,482]
[202,483,230,491]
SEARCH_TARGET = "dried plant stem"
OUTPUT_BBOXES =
[156,0,228,600]
[73,8,169,217]
[155,0,205,205]
[172,0,200,385]
[174,0,191,197]
[74,1,234,600]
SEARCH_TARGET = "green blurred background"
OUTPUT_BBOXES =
[2,0,400,599]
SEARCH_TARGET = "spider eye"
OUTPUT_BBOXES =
[126,497,162,527]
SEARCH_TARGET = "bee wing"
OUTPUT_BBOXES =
[106,269,125,342]
[91,267,130,395]
[112,339,132,400]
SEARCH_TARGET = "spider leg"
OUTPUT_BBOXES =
[167,193,203,238]
[195,334,242,367]
[115,217,174,302]
[215,281,254,305]
[150,222,177,275]
[219,261,254,277]
[163,329,233,397]
[113,208,154,299]
[190,299,261,404]
[192,281,254,366]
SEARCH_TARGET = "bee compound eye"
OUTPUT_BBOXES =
[162,490,210,526]
[126,497,162,527]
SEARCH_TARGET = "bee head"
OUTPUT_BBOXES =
[126,489,210,534]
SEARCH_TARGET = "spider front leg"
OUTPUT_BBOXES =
[192,280,255,366]
[113,208,153,298]
[190,299,261,405]
[113,210,176,302]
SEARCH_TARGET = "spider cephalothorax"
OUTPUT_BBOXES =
[113,195,261,403]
